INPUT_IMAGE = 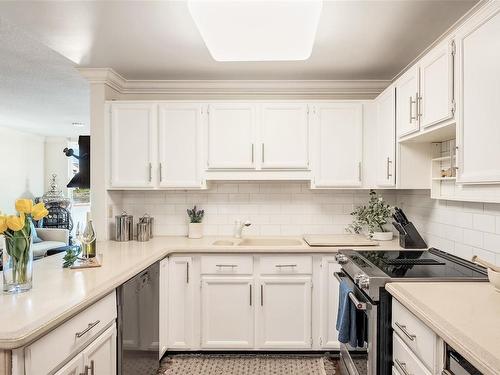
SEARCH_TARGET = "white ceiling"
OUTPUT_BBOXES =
[0,0,477,81]
[0,19,89,137]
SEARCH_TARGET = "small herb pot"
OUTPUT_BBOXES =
[372,231,393,241]
[188,223,203,239]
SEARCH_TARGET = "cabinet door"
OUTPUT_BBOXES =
[419,40,454,129]
[456,3,500,184]
[168,257,193,349]
[260,103,309,169]
[82,324,117,375]
[376,86,396,187]
[319,258,342,349]
[258,277,312,349]
[159,258,168,358]
[207,103,256,169]
[201,277,254,349]
[110,103,156,187]
[53,355,83,375]
[158,104,203,188]
[396,66,420,137]
[313,103,363,187]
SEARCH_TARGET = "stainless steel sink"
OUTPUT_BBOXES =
[211,238,303,246]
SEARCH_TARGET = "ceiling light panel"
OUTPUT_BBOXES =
[188,0,323,62]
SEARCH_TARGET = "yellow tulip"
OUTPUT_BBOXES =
[6,213,25,232]
[0,216,7,234]
[32,203,49,221]
[15,199,33,214]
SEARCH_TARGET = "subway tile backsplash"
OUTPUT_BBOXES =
[115,183,500,265]
[397,190,500,265]
[117,182,396,238]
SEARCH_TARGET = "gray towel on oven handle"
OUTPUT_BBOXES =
[336,279,361,348]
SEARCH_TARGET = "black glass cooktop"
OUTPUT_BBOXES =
[354,248,488,279]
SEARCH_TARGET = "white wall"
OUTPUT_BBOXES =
[0,127,45,214]
[116,182,396,238]
[397,190,500,266]
[44,136,70,195]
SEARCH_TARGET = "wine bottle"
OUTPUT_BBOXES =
[83,212,96,258]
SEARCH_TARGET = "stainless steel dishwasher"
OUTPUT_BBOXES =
[117,262,160,375]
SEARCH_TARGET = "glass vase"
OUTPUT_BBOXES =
[1,234,33,293]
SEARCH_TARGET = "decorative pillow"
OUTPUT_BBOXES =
[30,220,43,243]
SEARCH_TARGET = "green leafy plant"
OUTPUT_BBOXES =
[346,190,393,236]
[187,206,204,223]
[63,246,82,268]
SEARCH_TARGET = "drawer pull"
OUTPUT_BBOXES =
[395,359,412,375]
[75,320,100,338]
[84,359,95,375]
[216,264,238,268]
[395,322,416,341]
[275,264,297,268]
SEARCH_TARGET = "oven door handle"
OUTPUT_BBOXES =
[334,271,343,282]
[348,292,367,311]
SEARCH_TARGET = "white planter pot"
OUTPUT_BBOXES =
[188,223,203,239]
[372,231,393,241]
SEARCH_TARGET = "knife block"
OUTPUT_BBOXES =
[399,222,427,249]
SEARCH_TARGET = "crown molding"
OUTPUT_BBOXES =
[77,68,389,99]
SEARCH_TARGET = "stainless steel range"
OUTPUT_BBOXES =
[334,248,488,375]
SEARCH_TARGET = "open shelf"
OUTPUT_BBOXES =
[432,177,456,181]
[431,155,456,162]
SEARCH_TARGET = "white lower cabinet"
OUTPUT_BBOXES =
[161,255,337,352]
[319,257,342,349]
[201,277,254,349]
[257,277,312,349]
[81,325,117,375]
[167,257,194,349]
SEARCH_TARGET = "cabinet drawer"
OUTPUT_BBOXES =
[201,255,253,275]
[392,299,437,371]
[259,256,312,275]
[25,292,117,375]
[393,334,432,375]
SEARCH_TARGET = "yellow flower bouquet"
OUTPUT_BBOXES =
[0,199,48,293]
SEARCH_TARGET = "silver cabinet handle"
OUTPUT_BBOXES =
[409,96,417,122]
[216,264,238,268]
[416,92,422,118]
[249,284,252,306]
[186,262,189,284]
[251,144,254,163]
[261,144,265,163]
[260,284,263,306]
[159,163,163,182]
[395,359,412,375]
[348,292,366,311]
[75,320,100,338]
[386,157,393,179]
[148,162,152,182]
[358,162,362,182]
[395,322,416,341]
[275,264,297,268]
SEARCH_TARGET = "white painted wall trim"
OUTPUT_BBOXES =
[78,68,389,99]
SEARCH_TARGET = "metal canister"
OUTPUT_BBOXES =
[115,211,133,242]
[139,213,154,239]
[137,222,150,242]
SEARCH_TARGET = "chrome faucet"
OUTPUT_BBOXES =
[234,220,251,238]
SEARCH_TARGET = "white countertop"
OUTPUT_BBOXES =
[0,235,404,349]
[387,282,500,375]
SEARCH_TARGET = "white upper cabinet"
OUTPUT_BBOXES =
[376,86,396,187]
[158,103,203,188]
[419,40,455,129]
[312,103,363,187]
[456,2,500,184]
[396,66,420,138]
[110,103,156,188]
[207,103,256,169]
[260,104,309,169]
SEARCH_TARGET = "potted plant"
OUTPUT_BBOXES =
[187,206,204,239]
[0,199,48,293]
[347,190,394,241]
